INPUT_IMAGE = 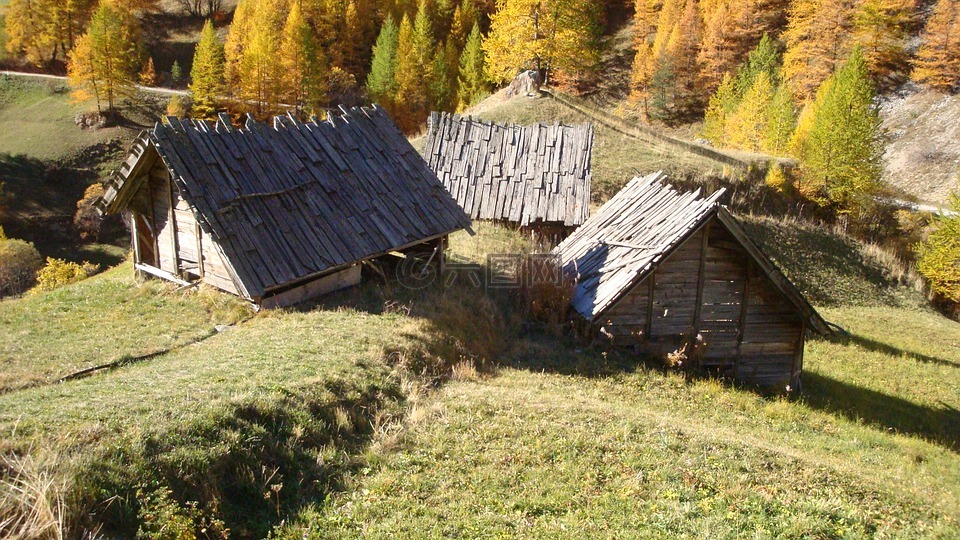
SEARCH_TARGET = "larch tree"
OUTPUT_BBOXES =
[798,48,883,212]
[224,0,256,89]
[725,71,774,151]
[732,33,779,99]
[782,0,857,102]
[662,0,704,119]
[912,0,960,92]
[280,3,327,114]
[366,14,401,109]
[237,0,284,117]
[627,0,660,108]
[342,0,377,80]
[67,2,139,115]
[5,0,97,66]
[763,82,796,154]
[701,72,736,145]
[483,0,602,87]
[457,22,488,110]
[853,0,913,86]
[190,20,225,120]
[394,14,428,131]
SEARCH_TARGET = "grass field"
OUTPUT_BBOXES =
[275,304,959,539]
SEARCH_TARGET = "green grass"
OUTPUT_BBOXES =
[274,304,959,539]
[0,261,251,393]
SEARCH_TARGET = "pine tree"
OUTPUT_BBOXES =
[912,0,960,92]
[853,0,913,86]
[280,3,326,114]
[726,71,774,151]
[457,22,488,110]
[189,20,225,120]
[763,82,796,154]
[67,2,139,114]
[916,188,960,303]
[798,48,883,211]
[783,0,857,102]
[170,60,183,84]
[732,33,779,99]
[366,15,400,109]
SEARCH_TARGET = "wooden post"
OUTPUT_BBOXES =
[131,212,143,277]
[692,225,710,337]
[733,259,753,380]
[167,174,180,276]
[645,271,656,341]
[791,324,806,391]
[195,221,205,278]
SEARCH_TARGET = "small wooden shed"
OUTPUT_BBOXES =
[423,112,593,234]
[554,172,830,389]
[96,106,471,307]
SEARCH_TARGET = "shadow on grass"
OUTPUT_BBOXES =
[803,371,960,452]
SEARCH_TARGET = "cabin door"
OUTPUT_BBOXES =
[133,213,159,267]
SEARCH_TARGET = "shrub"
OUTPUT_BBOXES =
[916,193,960,304]
[518,256,575,335]
[32,258,98,293]
[167,95,188,118]
[0,239,44,297]
[74,183,105,242]
[136,486,227,540]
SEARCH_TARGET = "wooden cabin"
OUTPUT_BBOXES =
[554,172,830,389]
[96,107,471,308]
[423,112,593,236]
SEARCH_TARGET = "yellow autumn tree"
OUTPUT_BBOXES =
[912,0,960,92]
[5,0,97,66]
[782,0,857,102]
[853,0,914,86]
[67,2,140,115]
[190,20,225,120]
[725,71,774,151]
[280,2,327,114]
[483,0,602,87]
[226,0,284,117]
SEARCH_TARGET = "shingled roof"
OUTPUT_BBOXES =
[423,112,593,227]
[98,106,471,299]
[554,172,830,335]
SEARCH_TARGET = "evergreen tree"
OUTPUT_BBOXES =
[457,22,488,110]
[853,0,913,86]
[366,15,400,108]
[783,0,857,101]
[170,60,183,84]
[280,3,326,114]
[787,75,832,158]
[916,187,960,303]
[190,20,225,120]
[912,0,960,92]
[798,48,883,211]
[430,38,458,112]
[732,33,779,99]
[67,2,139,114]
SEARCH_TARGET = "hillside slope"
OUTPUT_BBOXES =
[881,88,960,206]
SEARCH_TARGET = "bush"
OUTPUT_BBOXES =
[74,183,105,242]
[0,239,43,297]
[518,256,575,335]
[32,258,98,293]
[916,193,960,304]
[167,95,188,118]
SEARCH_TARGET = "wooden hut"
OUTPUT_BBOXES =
[423,112,593,235]
[554,172,830,389]
[96,106,471,308]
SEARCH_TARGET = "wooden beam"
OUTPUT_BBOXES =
[195,221,205,278]
[645,271,656,340]
[691,224,710,339]
[166,171,180,276]
[135,263,193,287]
[792,323,807,391]
[734,259,753,380]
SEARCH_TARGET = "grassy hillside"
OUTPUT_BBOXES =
[0,77,160,254]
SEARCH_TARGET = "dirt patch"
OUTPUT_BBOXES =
[880,86,960,206]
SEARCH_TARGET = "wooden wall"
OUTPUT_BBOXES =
[600,217,805,388]
[132,163,240,297]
